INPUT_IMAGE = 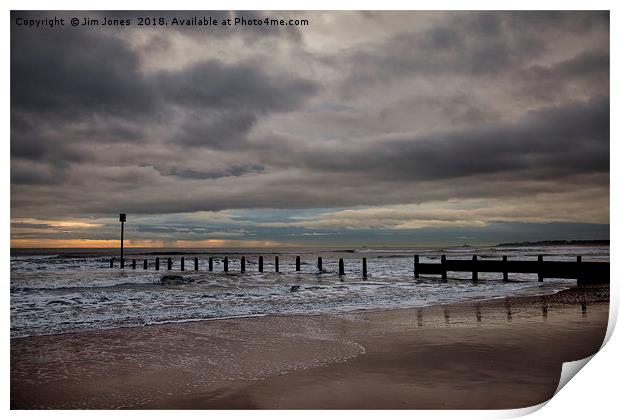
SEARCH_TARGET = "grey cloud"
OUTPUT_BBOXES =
[330,11,608,96]
[518,51,609,101]
[262,98,609,182]
[11,12,318,168]
[159,163,265,180]
[156,60,316,147]
[11,160,69,186]
[11,25,153,118]
[159,60,316,113]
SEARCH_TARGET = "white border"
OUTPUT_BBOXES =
[3,2,617,419]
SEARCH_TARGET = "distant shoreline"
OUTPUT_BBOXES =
[496,239,610,247]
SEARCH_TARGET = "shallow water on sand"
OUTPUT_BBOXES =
[10,245,608,337]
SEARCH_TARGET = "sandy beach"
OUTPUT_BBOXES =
[11,284,608,409]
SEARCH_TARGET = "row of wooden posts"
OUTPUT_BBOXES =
[109,254,608,284]
[111,256,366,277]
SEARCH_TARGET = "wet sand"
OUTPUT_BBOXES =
[11,285,609,409]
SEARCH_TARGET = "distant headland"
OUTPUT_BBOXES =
[496,239,610,247]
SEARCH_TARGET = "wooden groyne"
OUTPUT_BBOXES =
[110,255,359,276]
[108,254,609,284]
[414,255,609,285]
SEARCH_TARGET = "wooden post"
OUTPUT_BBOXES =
[121,258,125,269]
[143,259,147,270]
[275,256,279,272]
[208,257,213,271]
[317,256,323,271]
[224,257,228,272]
[538,255,543,282]
[414,255,419,278]
[155,257,160,270]
[339,258,345,275]
[167,257,172,270]
[241,256,246,272]
[194,257,198,271]
[296,256,301,271]
[119,213,126,266]
[441,255,447,280]
[180,257,185,271]
[502,256,508,281]
[110,258,114,268]
[259,256,263,272]
[132,259,136,269]
[472,255,478,281]
[362,258,367,278]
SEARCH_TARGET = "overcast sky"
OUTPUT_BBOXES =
[10,11,609,247]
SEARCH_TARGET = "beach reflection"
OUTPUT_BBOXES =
[504,298,512,322]
[541,296,548,320]
[413,294,594,328]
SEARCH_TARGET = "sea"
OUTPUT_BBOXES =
[10,245,609,338]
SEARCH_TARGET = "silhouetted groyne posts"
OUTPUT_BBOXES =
[107,254,609,284]
[472,255,478,282]
[413,255,609,285]
[537,255,542,282]
[441,255,447,281]
[109,255,364,277]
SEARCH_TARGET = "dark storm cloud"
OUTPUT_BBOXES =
[159,60,315,113]
[270,98,609,181]
[158,163,265,180]
[11,11,317,167]
[11,26,153,117]
[156,60,315,147]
